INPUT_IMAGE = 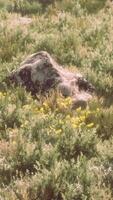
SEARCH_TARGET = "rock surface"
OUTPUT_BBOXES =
[7,51,94,108]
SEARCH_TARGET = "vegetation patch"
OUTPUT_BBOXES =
[0,0,113,199]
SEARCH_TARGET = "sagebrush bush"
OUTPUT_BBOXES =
[0,26,33,62]
[9,0,43,15]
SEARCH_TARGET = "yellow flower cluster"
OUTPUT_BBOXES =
[65,114,86,129]
[57,96,72,110]
[0,92,6,99]
[21,95,98,132]
[22,96,72,115]
[47,125,62,135]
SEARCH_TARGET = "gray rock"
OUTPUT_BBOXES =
[7,51,95,108]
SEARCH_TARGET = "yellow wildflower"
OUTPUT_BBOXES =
[79,115,86,122]
[72,124,77,128]
[43,102,48,108]
[0,92,4,99]
[40,107,44,112]
[65,115,71,119]
[86,110,91,115]
[65,97,72,104]
[87,123,94,128]
[96,108,100,112]
[59,119,64,125]
[76,107,81,113]
[56,129,62,134]
[60,102,66,108]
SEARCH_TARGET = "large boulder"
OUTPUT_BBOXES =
[6,51,94,108]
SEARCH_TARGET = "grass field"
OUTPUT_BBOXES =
[0,0,113,199]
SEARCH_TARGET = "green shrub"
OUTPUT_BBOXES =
[0,26,32,62]
[57,126,97,161]
[9,0,43,15]
[0,156,91,200]
[96,108,113,140]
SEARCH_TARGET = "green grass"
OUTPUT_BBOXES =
[0,0,113,199]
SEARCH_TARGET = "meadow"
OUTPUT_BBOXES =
[0,0,113,199]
